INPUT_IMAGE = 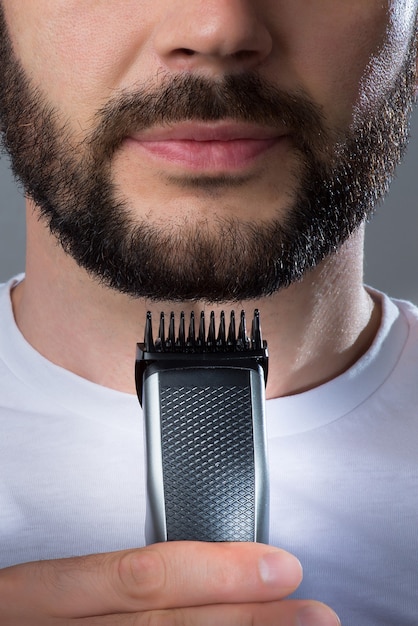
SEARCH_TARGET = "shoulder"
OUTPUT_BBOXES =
[393,296,418,323]
[390,296,418,348]
[0,274,24,302]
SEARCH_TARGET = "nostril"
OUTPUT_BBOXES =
[177,48,196,57]
[232,50,257,62]
[175,48,255,62]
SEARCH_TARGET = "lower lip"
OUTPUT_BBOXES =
[125,137,282,172]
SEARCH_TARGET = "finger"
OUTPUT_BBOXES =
[74,600,340,626]
[0,542,303,619]
[149,601,341,626]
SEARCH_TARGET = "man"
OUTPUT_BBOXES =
[0,1,417,624]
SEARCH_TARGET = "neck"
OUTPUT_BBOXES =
[12,204,380,398]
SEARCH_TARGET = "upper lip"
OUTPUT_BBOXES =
[130,121,286,142]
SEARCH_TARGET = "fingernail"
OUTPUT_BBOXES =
[297,603,341,626]
[259,549,303,587]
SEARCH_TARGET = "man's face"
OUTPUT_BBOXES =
[0,1,417,301]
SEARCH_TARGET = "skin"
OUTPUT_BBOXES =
[0,543,340,625]
[1,0,417,623]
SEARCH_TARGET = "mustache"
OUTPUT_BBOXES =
[87,73,330,161]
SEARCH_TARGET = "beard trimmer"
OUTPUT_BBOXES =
[136,309,269,544]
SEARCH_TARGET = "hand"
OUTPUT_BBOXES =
[0,542,340,625]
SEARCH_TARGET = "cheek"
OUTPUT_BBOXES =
[318,29,390,128]
[276,2,410,131]
[391,0,417,39]
[358,1,417,110]
[2,2,157,132]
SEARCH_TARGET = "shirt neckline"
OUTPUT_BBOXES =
[0,275,137,423]
[0,276,409,433]
[266,287,409,436]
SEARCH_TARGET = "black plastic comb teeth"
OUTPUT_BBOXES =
[142,309,266,353]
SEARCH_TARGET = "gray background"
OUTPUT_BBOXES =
[0,111,417,302]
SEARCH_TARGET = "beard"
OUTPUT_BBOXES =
[0,11,416,303]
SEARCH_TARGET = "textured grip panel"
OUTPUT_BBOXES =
[160,384,255,541]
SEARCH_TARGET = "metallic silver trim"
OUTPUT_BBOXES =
[143,372,167,544]
[251,367,270,544]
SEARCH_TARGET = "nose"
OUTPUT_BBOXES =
[152,0,273,76]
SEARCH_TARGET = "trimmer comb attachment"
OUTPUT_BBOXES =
[136,309,269,544]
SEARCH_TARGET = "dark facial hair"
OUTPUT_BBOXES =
[0,10,416,302]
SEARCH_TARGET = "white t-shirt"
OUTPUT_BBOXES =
[1,275,417,625]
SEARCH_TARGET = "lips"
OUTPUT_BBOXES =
[126,122,286,172]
